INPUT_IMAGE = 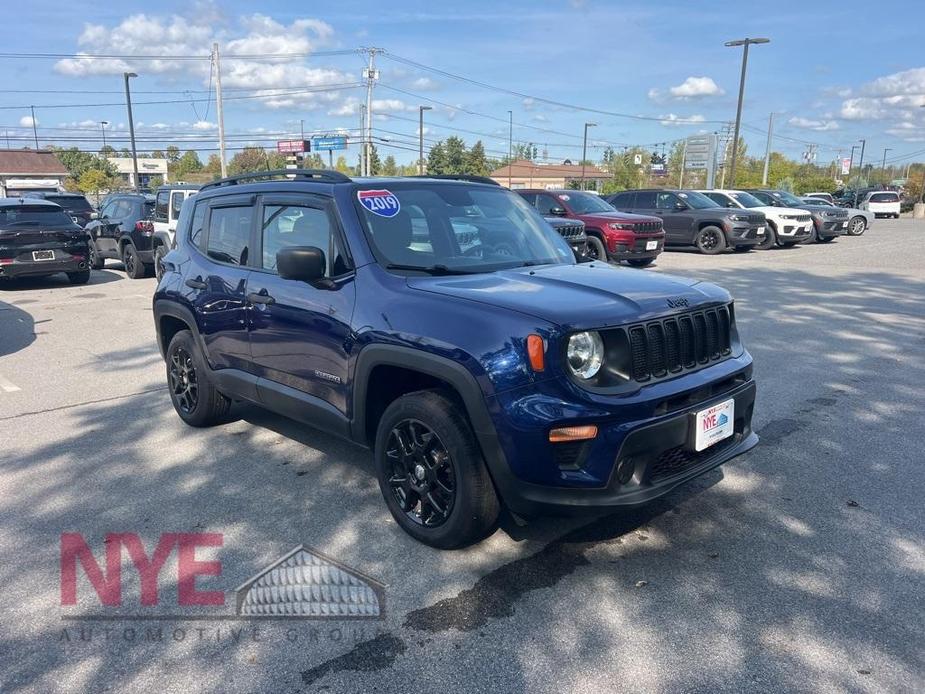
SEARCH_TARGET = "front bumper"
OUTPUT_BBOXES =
[0,250,88,278]
[608,234,664,260]
[817,218,849,237]
[484,363,757,516]
[727,222,764,246]
[776,221,813,242]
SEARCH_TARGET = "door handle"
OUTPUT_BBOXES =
[247,291,276,305]
[185,276,207,290]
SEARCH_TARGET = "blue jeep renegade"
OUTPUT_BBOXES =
[153,170,758,548]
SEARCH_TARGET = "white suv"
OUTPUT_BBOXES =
[697,189,813,250]
[859,191,901,219]
[152,185,199,278]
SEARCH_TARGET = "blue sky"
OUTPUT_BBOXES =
[4,0,924,169]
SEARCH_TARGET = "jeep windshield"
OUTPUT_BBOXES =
[728,191,766,209]
[676,191,720,209]
[355,183,574,274]
[557,191,615,214]
[771,191,809,207]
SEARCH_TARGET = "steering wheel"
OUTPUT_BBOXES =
[462,243,516,258]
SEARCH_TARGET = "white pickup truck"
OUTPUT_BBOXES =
[152,185,199,278]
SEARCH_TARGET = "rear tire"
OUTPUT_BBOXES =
[165,329,231,427]
[694,226,726,255]
[122,243,146,279]
[67,270,91,285]
[585,235,607,262]
[89,243,105,270]
[374,390,500,549]
[626,258,654,267]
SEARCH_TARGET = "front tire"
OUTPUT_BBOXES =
[122,243,146,279]
[694,226,726,255]
[756,225,777,250]
[374,390,499,549]
[165,329,231,427]
[626,257,654,267]
[817,235,834,243]
[847,216,867,236]
[585,235,607,262]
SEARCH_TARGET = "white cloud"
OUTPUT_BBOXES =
[522,97,536,110]
[788,116,840,131]
[410,76,439,91]
[191,120,218,130]
[885,121,925,142]
[658,113,705,127]
[839,67,925,120]
[650,76,724,102]
[19,116,36,127]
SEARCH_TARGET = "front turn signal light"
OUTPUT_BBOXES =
[549,425,598,443]
[527,334,545,372]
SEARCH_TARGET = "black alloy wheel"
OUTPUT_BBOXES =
[695,226,726,255]
[168,346,199,415]
[584,235,607,261]
[385,419,456,528]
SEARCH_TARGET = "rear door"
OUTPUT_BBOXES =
[246,193,356,416]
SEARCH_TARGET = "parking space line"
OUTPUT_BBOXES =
[0,373,21,393]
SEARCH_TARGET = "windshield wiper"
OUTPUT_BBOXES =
[385,263,476,275]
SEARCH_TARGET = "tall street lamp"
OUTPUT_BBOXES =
[100,121,109,153]
[724,37,770,186]
[581,122,597,190]
[855,138,866,206]
[418,105,431,175]
[507,110,513,188]
[123,72,140,192]
[881,147,892,184]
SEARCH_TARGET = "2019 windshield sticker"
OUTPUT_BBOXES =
[358,190,401,218]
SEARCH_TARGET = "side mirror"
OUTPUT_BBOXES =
[674,201,688,210]
[549,206,567,216]
[90,212,100,220]
[277,246,327,284]
[726,201,737,208]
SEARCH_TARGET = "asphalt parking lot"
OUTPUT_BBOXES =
[1,218,923,693]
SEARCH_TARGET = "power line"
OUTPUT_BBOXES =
[0,49,361,60]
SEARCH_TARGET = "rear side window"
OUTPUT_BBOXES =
[46,195,92,211]
[155,191,169,221]
[535,194,563,215]
[869,192,899,203]
[635,191,656,207]
[609,192,634,208]
[170,192,187,218]
[189,203,206,249]
[207,206,251,266]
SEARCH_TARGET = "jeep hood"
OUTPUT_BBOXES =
[406,263,729,330]
[754,205,807,217]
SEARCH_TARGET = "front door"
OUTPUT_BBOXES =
[246,194,356,415]
[655,191,692,244]
[94,198,132,258]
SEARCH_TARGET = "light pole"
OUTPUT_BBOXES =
[30,106,39,149]
[100,121,109,153]
[881,148,892,184]
[123,72,140,192]
[761,112,775,185]
[581,122,597,190]
[418,105,431,175]
[724,37,770,186]
[848,144,859,178]
[855,138,866,206]
[507,110,513,188]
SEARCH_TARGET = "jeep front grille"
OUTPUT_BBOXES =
[558,224,585,240]
[626,305,733,382]
[633,221,662,233]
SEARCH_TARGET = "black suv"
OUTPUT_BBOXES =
[86,193,156,278]
[0,199,91,284]
[606,189,766,254]
[154,170,757,548]
[24,192,95,227]
[544,215,588,258]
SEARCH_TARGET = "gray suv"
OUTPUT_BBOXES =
[606,189,766,255]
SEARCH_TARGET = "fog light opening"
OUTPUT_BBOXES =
[616,457,636,485]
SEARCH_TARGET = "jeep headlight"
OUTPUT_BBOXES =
[566,331,604,379]
[729,214,749,222]
[607,222,634,231]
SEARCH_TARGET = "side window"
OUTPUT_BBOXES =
[112,199,132,220]
[100,200,116,218]
[207,206,252,266]
[535,195,562,215]
[189,202,206,249]
[170,192,185,219]
[656,192,679,210]
[610,192,634,208]
[635,191,657,207]
[261,204,349,277]
[517,193,537,208]
[704,193,728,207]
[155,191,169,221]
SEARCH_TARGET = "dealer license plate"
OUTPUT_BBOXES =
[757,226,765,235]
[32,250,55,261]
[694,399,734,452]
[645,240,658,251]
[841,221,848,228]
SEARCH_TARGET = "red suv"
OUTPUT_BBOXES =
[518,189,665,267]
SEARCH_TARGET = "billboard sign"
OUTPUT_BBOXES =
[277,140,311,154]
[312,136,348,151]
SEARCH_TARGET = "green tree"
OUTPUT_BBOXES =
[465,140,489,176]
[204,154,223,177]
[151,149,165,160]
[99,145,116,158]
[174,150,203,179]
[229,147,273,174]
[334,155,351,173]
[304,153,325,168]
[76,168,114,207]
[427,141,447,174]
[165,146,181,163]
[368,144,382,175]
[443,136,468,174]
[52,147,117,179]
[381,155,397,176]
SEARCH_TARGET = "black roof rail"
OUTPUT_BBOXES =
[200,169,352,192]
[414,174,500,186]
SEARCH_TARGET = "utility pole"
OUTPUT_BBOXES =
[679,137,688,187]
[213,43,227,178]
[418,105,431,175]
[855,138,866,206]
[507,110,513,188]
[100,121,109,152]
[30,106,38,149]
[363,48,380,178]
[581,122,596,190]
[359,106,366,175]
[881,148,892,184]
[123,73,140,191]
[724,38,770,186]
[761,112,774,185]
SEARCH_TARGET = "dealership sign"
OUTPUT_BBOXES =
[312,136,348,151]
[277,140,311,154]
[841,157,851,176]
